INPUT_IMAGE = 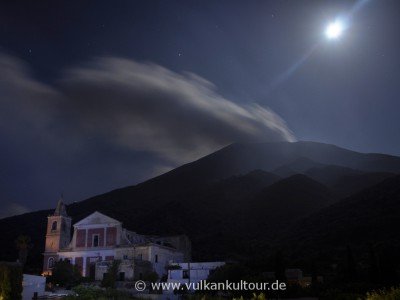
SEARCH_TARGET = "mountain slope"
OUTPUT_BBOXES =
[179,174,337,260]
[47,141,400,212]
[1,141,400,272]
[104,141,400,206]
[272,157,325,177]
[303,165,395,197]
[244,174,336,235]
[331,171,396,197]
[280,175,400,260]
[304,165,364,185]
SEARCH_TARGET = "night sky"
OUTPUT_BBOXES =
[1,0,399,217]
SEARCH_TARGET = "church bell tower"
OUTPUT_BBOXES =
[42,197,71,275]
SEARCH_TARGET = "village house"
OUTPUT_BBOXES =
[167,261,225,291]
[42,199,191,280]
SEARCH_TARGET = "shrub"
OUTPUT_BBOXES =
[66,285,132,300]
[366,286,400,300]
[0,262,23,300]
[68,285,104,300]
[101,260,120,289]
[50,259,81,288]
[142,271,158,283]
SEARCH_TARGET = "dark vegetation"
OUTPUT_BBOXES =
[100,260,120,289]
[50,259,82,288]
[0,262,23,300]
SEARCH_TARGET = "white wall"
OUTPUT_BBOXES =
[150,245,184,279]
[22,274,46,300]
[168,262,225,282]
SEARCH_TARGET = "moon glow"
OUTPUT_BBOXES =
[325,21,344,39]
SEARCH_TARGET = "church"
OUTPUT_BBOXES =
[42,199,190,280]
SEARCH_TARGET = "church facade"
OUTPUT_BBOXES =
[42,200,190,280]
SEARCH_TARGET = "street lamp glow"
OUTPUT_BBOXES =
[325,21,344,39]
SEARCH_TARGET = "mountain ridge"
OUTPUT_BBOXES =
[1,141,400,273]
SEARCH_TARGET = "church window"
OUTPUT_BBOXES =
[51,221,57,231]
[48,257,55,269]
[155,254,158,263]
[93,234,99,247]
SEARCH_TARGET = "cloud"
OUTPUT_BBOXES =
[0,202,30,219]
[59,57,296,162]
[0,53,295,165]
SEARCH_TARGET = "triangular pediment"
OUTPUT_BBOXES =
[73,211,121,227]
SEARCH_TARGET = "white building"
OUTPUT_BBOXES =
[42,199,190,281]
[22,274,46,300]
[167,261,225,291]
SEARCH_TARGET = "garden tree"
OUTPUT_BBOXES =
[366,287,400,299]
[101,260,120,289]
[0,268,12,300]
[143,272,159,293]
[14,235,31,267]
[208,263,251,283]
[376,250,399,286]
[368,243,380,284]
[51,259,81,288]
[143,271,158,283]
[251,293,266,300]
[70,285,132,299]
[0,262,23,300]
[274,250,286,281]
[309,260,319,286]
[346,245,357,282]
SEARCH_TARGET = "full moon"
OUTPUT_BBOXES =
[325,21,344,39]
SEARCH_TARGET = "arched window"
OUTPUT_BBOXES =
[48,257,55,269]
[51,221,57,231]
